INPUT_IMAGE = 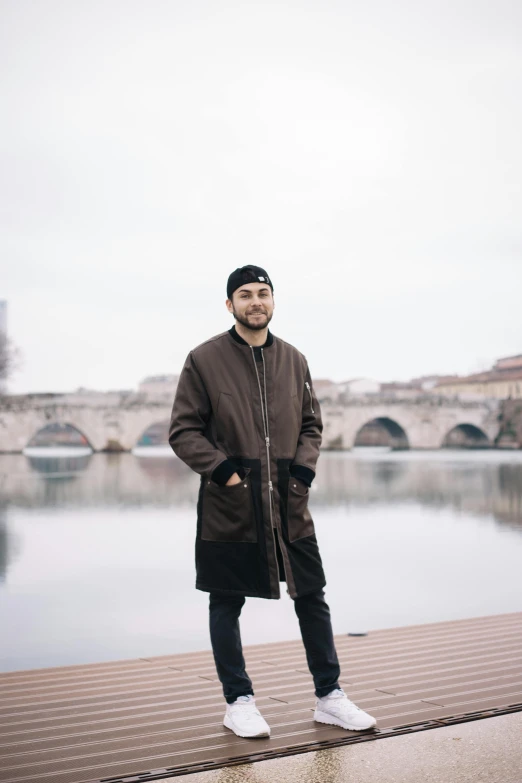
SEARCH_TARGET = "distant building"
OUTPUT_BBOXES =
[379,375,460,397]
[380,381,422,398]
[495,355,522,372]
[139,374,179,399]
[410,374,460,391]
[312,378,339,402]
[337,378,381,395]
[434,354,522,399]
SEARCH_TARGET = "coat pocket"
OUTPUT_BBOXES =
[201,472,257,543]
[287,479,315,542]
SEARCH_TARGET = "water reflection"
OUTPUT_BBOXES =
[0,450,197,512]
[1,450,521,528]
[26,452,92,477]
[315,451,522,532]
[1,448,521,589]
[1,448,521,671]
[0,510,8,581]
[0,507,21,583]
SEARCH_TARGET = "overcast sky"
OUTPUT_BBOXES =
[2,0,521,393]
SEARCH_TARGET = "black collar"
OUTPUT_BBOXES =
[228,324,274,347]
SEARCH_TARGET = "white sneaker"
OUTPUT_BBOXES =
[223,695,271,738]
[314,688,377,731]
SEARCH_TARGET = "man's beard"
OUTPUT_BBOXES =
[233,308,273,331]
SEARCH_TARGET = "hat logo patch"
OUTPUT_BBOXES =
[258,276,265,281]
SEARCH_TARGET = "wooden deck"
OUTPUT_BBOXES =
[1,612,521,783]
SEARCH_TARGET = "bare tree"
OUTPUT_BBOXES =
[0,333,23,391]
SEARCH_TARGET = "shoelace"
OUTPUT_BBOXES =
[321,691,361,711]
[322,689,346,701]
[230,700,261,717]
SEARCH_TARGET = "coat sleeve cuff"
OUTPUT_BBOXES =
[211,459,238,486]
[289,464,315,487]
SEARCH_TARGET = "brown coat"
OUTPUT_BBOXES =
[168,328,326,599]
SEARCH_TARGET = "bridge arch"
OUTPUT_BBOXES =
[354,417,410,450]
[24,422,94,451]
[134,420,170,448]
[442,423,491,449]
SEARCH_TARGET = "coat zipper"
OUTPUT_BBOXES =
[250,346,283,584]
[305,381,315,413]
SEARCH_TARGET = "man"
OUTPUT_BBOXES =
[169,265,376,738]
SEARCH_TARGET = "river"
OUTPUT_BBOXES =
[1,447,521,672]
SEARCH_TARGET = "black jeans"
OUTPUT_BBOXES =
[209,589,341,704]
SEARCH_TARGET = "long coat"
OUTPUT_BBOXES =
[168,328,326,599]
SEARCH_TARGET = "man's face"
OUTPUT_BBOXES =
[226,283,275,330]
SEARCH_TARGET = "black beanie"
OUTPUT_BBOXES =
[227,265,274,299]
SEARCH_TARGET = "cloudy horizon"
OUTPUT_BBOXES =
[2,0,522,394]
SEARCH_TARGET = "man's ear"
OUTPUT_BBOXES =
[225,298,233,314]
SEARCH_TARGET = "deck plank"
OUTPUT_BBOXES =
[0,612,521,783]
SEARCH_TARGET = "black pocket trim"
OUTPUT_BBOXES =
[287,479,315,542]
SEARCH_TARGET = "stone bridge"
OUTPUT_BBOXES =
[0,391,501,453]
[322,395,501,450]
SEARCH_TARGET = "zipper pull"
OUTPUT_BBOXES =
[268,480,273,491]
[265,436,270,446]
[305,381,315,413]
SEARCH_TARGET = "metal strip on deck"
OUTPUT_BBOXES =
[1,612,521,783]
